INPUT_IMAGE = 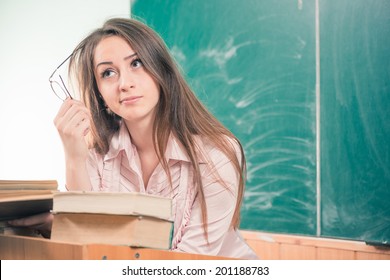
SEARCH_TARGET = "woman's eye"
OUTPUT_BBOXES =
[102,69,115,78]
[131,58,143,68]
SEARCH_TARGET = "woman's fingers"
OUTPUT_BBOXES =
[8,212,53,227]
[8,212,53,238]
[54,98,77,124]
[54,98,90,129]
[53,98,91,161]
[61,109,91,137]
[54,99,91,137]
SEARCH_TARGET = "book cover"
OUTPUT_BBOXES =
[0,195,53,221]
[0,180,57,221]
[0,180,58,190]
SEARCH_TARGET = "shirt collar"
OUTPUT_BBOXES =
[165,135,207,164]
[104,122,205,164]
[103,122,131,161]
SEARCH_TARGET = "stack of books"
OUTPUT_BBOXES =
[51,191,173,250]
[0,179,58,236]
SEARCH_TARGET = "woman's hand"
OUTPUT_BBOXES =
[54,98,91,163]
[54,98,94,191]
[8,212,53,238]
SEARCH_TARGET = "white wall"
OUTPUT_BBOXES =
[0,0,130,190]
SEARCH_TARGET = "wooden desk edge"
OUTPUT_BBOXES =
[0,234,232,260]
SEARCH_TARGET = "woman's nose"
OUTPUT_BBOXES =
[119,72,135,92]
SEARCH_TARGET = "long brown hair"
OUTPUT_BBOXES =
[69,18,246,236]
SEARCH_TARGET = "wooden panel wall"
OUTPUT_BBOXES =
[241,230,390,260]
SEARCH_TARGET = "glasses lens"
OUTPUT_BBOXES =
[50,81,69,101]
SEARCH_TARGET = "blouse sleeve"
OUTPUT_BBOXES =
[173,141,241,256]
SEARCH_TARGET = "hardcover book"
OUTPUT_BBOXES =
[0,180,57,221]
[51,212,173,250]
[52,191,172,220]
[51,191,173,250]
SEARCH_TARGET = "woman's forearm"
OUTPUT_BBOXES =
[65,160,92,191]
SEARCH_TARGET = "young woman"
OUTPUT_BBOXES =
[12,18,257,259]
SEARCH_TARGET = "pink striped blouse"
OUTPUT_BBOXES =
[86,123,258,259]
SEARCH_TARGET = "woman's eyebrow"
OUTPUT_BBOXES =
[124,53,138,60]
[95,53,138,69]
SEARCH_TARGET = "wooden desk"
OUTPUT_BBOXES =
[0,234,229,260]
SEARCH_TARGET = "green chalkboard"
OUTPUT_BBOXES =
[132,0,390,244]
[320,0,390,244]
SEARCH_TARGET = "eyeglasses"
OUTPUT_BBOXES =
[49,54,73,101]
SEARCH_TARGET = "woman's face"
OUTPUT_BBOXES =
[93,35,160,127]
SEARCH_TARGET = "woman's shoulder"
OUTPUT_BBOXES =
[194,134,243,162]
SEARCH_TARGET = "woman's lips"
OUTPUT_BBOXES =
[120,96,142,104]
